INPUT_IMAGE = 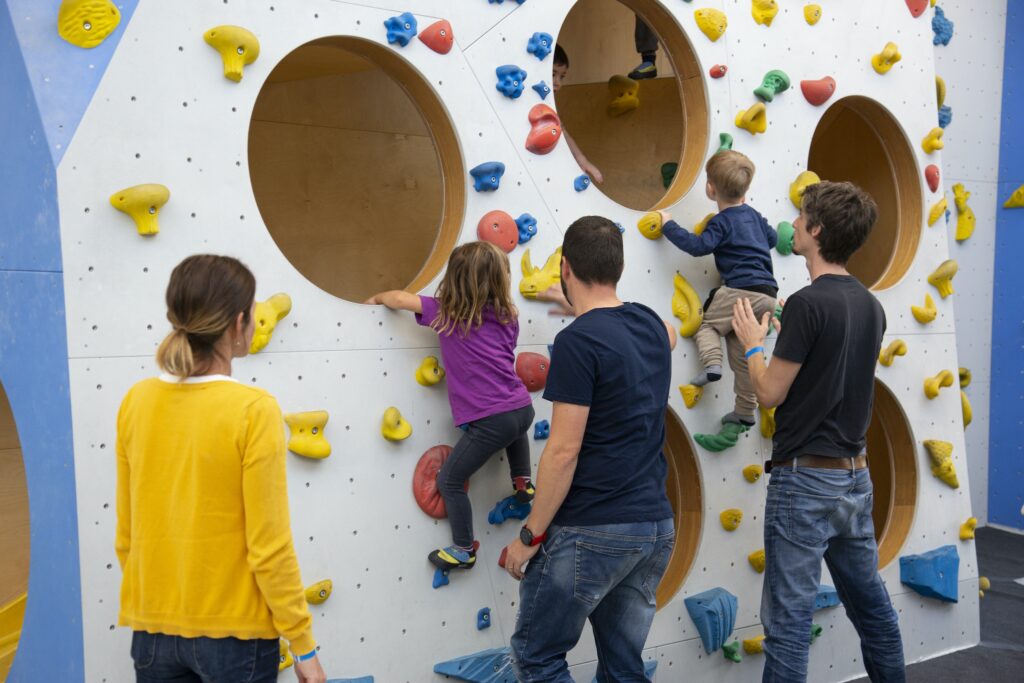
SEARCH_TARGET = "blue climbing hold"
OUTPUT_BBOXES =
[547,344,554,355]
[516,213,538,244]
[591,661,656,682]
[685,587,738,654]
[614,222,624,233]
[488,495,532,525]
[496,65,528,99]
[432,567,450,589]
[433,647,516,683]
[477,607,491,630]
[383,12,418,47]
[938,104,953,128]
[900,545,959,602]
[532,80,551,100]
[814,584,840,611]
[527,32,554,61]
[533,420,550,440]
[470,162,506,192]
[574,174,591,192]
[932,6,954,46]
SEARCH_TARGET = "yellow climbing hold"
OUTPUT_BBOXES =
[693,212,715,236]
[979,576,991,597]
[871,42,902,75]
[927,259,958,299]
[922,127,944,154]
[695,8,728,42]
[285,411,331,459]
[519,247,562,299]
[751,0,779,26]
[607,74,640,117]
[923,439,959,488]
[720,508,743,531]
[743,464,764,483]
[672,272,703,338]
[680,384,703,409]
[790,171,821,209]
[924,369,955,400]
[736,102,768,135]
[804,5,822,25]
[109,183,170,236]
[58,0,121,49]
[936,75,947,108]
[1003,183,1024,208]
[637,211,663,240]
[878,339,907,367]
[743,635,766,654]
[959,367,971,388]
[927,197,948,227]
[204,25,260,82]
[305,579,333,605]
[961,390,973,427]
[911,293,937,324]
[279,640,293,671]
[415,356,445,387]
[381,406,412,442]
[759,405,776,439]
[953,183,976,241]
[748,549,766,573]
[959,517,977,541]
[250,293,292,353]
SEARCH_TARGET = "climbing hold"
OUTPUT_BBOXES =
[607,75,640,117]
[381,407,413,442]
[961,390,972,427]
[305,579,333,605]
[279,640,293,671]
[710,64,728,79]
[790,171,821,209]
[477,211,519,253]
[572,174,592,192]
[979,576,991,598]
[519,247,561,299]
[661,162,679,189]
[804,5,822,25]
[924,369,955,400]
[751,0,779,26]
[531,81,551,100]
[952,183,975,241]
[469,162,505,192]
[814,585,840,611]
[743,465,763,483]
[1003,183,1024,208]
[419,19,454,54]
[925,165,941,192]
[735,102,768,135]
[800,77,836,106]
[722,640,742,663]
[720,509,743,532]
[809,623,823,644]
[959,367,971,388]
[753,70,791,102]
[924,439,960,488]
[432,567,450,589]
[932,6,954,46]
[413,445,464,519]
[488,495,531,525]
[759,405,776,439]
[936,75,947,108]
[927,259,958,298]
[927,197,948,227]
[938,104,953,129]
[878,339,907,367]
[900,545,959,602]
[250,293,292,353]
[477,607,491,630]
[204,26,260,82]
[694,213,715,236]
[748,549,766,573]
[383,12,418,47]
[637,212,663,240]
[680,384,703,409]
[433,647,516,683]
[109,183,170,236]
[416,356,446,387]
[526,32,553,61]
[743,636,766,654]
[526,104,562,155]
[58,0,121,49]
[959,517,977,541]
[285,411,331,459]
[533,419,550,440]
[495,64,528,99]
[776,221,795,255]
[906,0,929,18]
[694,8,728,42]
[911,293,937,324]
[515,214,538,244]
[718,132,734,152]
[515,351,550,391]
[672,272,703,338]
[685,587,738,654]
[695,422,748,452]
[922,127,945,154]
[871,42,902,75]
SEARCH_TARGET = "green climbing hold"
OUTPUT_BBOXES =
[776,221,795,255]
[694,422,749,452]
[754,69,791,103]
[718,132,734,152]
[661,162,678,189]
[722,640,742,663]
[809,623,823,644]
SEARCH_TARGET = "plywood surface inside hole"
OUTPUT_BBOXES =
[657,408,703,608]
[866,379,917,568]
[0,381,29,680]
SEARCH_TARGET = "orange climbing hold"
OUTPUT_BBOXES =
[477,211,519,253]
[526,104,562,155]
[413,445,468,519]
[418,19,454,54]
[515,352,549,392]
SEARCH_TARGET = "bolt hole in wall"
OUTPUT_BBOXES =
[554,0,708,211]
[0,382,29,679]
[866,379,917,568]
[807,97,922,290]
[657,409,703,608]
[248,36,465,303]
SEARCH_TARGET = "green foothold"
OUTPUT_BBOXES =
[694,422,749,452]
[718,132,734,152]
[809,623,823,644]
[774,304,783,321]
[661,162,679,189]
[776,221,795,255]
[722,640,742,663]
[754,69,792,103]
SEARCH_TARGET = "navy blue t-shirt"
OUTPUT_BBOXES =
[543,303,674,527]
[663,204,778,290]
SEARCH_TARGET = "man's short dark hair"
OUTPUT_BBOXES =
[553,44,569,68]
[801,181,878,265]
[563,216,623,285]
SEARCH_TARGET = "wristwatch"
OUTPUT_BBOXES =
[519,526,547,546]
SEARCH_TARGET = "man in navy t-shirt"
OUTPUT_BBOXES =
[504,216,677,683]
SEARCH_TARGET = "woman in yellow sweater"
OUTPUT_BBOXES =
[115,255,325,683]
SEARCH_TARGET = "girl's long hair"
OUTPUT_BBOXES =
[432,241,515,336]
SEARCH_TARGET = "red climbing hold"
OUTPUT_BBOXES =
[925,164,941,193]
[905,0,929,18]
[515,352,549,392]
[709,64,728,79]
[525,104,562,155]
[413,445,469,519]
[419,19,454,54]
[800,77,836,106]
[477,210,519,253]
[498,546,508,568]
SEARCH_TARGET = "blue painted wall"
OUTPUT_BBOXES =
[990,0,1024,531]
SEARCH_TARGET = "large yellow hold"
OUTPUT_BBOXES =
[923,439,959,488]
[110,184,170,236]
[790,171,821,209]
[743,464,764,483]
[416,356,445,387]
[961,390,973,427]
[804,5,823,25]
[304,579,333,605]
[679,384,703,409]
[744,635,766,654]
[927,197,948,227]
[720,508,743,531]
[672,272,703,338]
[695,9,728,42]
[519,247,562,299]
[736,102,768,135]
[250,293,292,353]
[637,212,664,240]
[279,640,293,671]
[952,183,976,241]
[381,407,412,442]
[748,548,765,573]
[58,0,121,48]
[759,405,776,439]
[1003,183,1024,208]
[878,339,907,367]
[927,259,958,299]
[285,411,331,459]
[693,213,715,236]
[204,25,260,82]
[752,0,779,26]
[922,127,945,154]
[959,517,977,541]
[871,42,902,74]
[911,293,937,324]
[924,369,954,399]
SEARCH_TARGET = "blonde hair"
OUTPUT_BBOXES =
[432,241,516,336]
[706,150,755,202]
[156,255,256,378]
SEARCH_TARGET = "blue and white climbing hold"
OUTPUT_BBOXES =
[383,12,418,47]
[496,65,528,99]
[932,6,954,46]
[574,174,591,192]
[477,607,491,630]
[527,32,554,61]
[685,587,738,654]
[533,419,550,440]
[900,545,959,602]
[433,647,516,683]
[814,584,840,611]
[532,80,551,100]
[516,213,538,244]
[470,162,506,192]
[488,495,531,525]
[614,222,624,233]
[432,567,450,589]
[938,104,953,128]
[591,661,656,683]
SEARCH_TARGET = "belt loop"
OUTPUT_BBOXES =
[791,456,798,471]
[848,457,855,472]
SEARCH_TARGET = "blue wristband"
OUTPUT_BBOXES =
[296,648,317,662]
[744,345,765,359]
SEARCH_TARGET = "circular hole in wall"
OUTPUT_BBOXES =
[807,96,922,290]
[657,408,703,608]
[555,0,709,211]
[0,381,29,679]
[249,37,465,303]
[866,379,918,568]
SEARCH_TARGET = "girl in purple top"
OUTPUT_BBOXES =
[365,241,535,571]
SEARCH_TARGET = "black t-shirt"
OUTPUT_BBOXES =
[543,303,674,526]
[771,275,886,463]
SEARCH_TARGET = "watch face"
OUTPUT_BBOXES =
[519,527,533,546]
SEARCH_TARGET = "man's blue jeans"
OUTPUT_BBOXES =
[762,465,905,682]
[130,631,279,683]
[511,518,675,683]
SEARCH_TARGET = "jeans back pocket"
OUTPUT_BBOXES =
[573,541,644,605]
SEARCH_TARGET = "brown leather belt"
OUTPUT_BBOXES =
[769,454,868,471]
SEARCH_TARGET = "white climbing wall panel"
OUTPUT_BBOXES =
[58,1,982,681]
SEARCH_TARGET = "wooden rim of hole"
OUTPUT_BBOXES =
[657,407,703,608]
[868,378,918,568]
[0,380,30,636]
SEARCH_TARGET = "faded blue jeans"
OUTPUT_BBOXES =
[511,518,675,683]
[762,465,905,683]
[130,631,279,683]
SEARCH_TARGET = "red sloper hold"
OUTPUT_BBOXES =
[905,0,929,18]
[526,104,562,155]
[925,164,941,192]
[709,64,728,79]
[800,77,836,106]
[515,352,549,392]
[413,445,469,518]
[418,19,454,54]
[477,210,519,253]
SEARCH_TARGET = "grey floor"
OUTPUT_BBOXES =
[852,526,1024,682]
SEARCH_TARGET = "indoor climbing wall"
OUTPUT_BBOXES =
[0,0,991,681]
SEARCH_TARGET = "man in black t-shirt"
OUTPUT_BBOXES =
[733,181,906,682]
[503,216,677,683]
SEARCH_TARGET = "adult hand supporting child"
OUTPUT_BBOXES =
[732,297,776,350]
[536,284,575,316]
